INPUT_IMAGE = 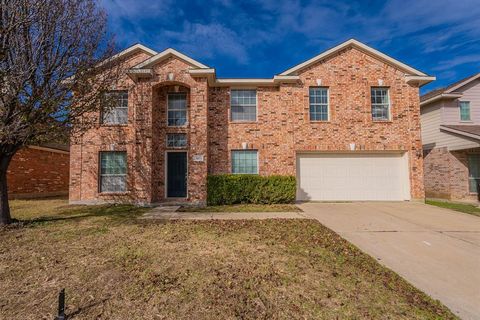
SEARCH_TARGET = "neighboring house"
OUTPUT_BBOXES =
[8,144,70,199]
[421,73,480,202]
[69,39,434,205]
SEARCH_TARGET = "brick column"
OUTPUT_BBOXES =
[188,78,208,204]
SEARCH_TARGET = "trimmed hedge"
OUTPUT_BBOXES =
[207,174,296,205]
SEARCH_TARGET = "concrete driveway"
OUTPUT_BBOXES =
[299,201,480,320]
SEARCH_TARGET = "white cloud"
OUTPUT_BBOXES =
[163,22,250,64]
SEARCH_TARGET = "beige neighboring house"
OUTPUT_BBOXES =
[421,73,480,201]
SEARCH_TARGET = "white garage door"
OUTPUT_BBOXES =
[296,153,410,201]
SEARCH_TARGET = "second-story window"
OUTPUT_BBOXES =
[231,89,257,122]
[168,93,187,126]
[102,91,128,125]
[371,87,390,121]
[460,101,471,121]
[309,87,329,121]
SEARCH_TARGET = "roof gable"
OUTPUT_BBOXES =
[420,73,480,106]
[100,44,157,66]
[279,39,428,77]
[132,48,209,69]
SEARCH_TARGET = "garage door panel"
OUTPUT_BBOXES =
[296,153,410,201]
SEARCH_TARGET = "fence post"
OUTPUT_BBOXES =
[55,288,65,320]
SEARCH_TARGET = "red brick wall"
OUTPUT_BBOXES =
[7,147,69,198]
[423,147,479,201]
[70,46,425,204]
[209,47,424,199]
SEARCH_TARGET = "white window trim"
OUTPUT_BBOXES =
[99,151,128,193]
[231,149,259,174]
[459,101,472,122]
[167,92,188,127]
[371,87,391,121]
[230,89,258,123]
[101,91,129,125]
[309,87,330,122]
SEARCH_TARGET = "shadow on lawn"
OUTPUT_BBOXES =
[14,204,149,226]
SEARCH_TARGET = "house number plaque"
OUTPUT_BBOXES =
[193,154,205,162]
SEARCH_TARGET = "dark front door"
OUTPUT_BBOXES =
[167,152,187,198]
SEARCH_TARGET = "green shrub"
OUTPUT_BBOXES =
[207,174,296,205]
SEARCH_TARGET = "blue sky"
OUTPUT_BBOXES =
[100,0,480,93]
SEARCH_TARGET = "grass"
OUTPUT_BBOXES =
[178,203,302,212]
[426,199,480,217]
[0,198,457,319]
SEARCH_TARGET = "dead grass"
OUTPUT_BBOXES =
[0,198,457,319]
[178,203,301,212]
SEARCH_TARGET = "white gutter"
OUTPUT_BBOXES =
[420,93,463,106]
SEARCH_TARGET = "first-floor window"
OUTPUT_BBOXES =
[100,151,127,193]
[232,150,258,174]
[468,154,480,193]
[166,133,187,148]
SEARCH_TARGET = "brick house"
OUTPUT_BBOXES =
[69,39,434,205]
[421,73,480,202]
[8,144,70,199]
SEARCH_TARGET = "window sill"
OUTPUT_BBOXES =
[229,121,258,124]
[310,120,330,123]
[167,124,189,128]
[100,124,129,127]
[372,120,393,123]
[99,191,130,196]
[460,120,473,123]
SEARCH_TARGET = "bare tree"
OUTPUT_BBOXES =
[0,0,120,224]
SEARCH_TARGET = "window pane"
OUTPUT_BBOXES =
[309,87,328,121]
[168,93,187,126]
[100,152,127,192]
[167,133,187,148]
[232,150,258,174]
[102,91,128,124]
[231,90,257,122]
[460,101,471,121]
[371,88,390,121]
[468,154,480,192]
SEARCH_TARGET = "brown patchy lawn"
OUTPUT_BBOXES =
[0,198,456,319]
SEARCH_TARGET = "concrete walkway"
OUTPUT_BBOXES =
[140,206,308,220]
[299,201,480,320]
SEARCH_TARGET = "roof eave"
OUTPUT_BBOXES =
[405,75,436,87]
[420,93,463,107]
[440,125,480,140]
